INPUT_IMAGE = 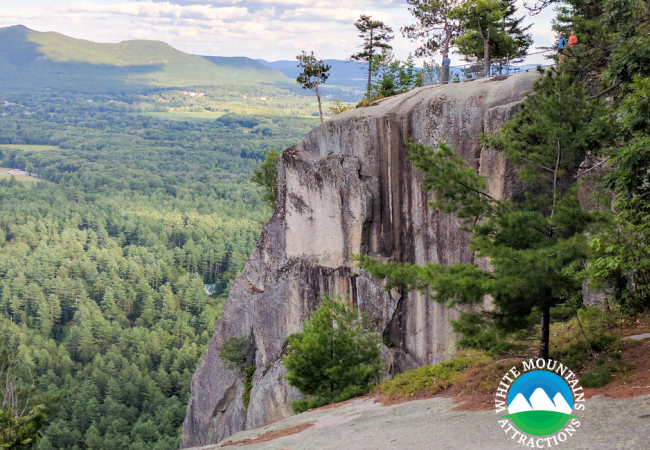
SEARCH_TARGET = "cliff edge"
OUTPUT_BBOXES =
[181,72,539,447]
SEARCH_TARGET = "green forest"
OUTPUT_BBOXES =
[0,89,318,450]
[2,0,650,447]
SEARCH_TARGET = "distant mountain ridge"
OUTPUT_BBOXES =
[0,25,291,92]
[258,59,368,88]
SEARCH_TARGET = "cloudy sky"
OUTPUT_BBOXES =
[1,0,556,63]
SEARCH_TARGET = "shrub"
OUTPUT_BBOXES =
[282,296,382,413]
[549,307,623,371]
[241,366,256,409]
[328,99,353,116]
[250,148,279,210]
[580,351,633,388]
[374,351,492,401]
[220,336,257,409]
[219,335,249,372]
[580,366,612,388]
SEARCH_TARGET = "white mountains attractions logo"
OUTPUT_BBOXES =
[495,358,585,447]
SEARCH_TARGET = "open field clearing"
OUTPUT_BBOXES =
[0,173,42,183]
[130,110,226,123]
[0,144,59,151]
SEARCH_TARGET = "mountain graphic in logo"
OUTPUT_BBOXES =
[508,388,573,415]
[504,371,575,436]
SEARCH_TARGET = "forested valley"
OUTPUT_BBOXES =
[0,88,318,450]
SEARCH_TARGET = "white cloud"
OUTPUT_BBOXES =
[4,0,554,61]
[63,2,251,21]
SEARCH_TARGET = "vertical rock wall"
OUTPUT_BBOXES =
[181,72,539,448]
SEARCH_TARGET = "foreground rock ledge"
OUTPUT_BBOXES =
[181,72,540,447]
[186,394,650,450]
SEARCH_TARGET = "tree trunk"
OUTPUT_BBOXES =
[477,17,490,77]
[482,39,490,77]
[315,78,323,123]
[539,300,550,360]
[367,27,373,100]
[440,23,452,84]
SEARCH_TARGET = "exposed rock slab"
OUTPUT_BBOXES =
[187,395,650,450]
[623,333,650,341]
[181,72,539,448]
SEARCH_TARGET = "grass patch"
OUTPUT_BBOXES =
[580,351,634,388]
[374,351,491,401]
[0,174,42,183]
[0,144,59,152]
[455,358,525,396]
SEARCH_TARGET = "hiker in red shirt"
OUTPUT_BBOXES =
[568,30,578,47]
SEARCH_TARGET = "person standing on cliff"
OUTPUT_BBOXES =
[568,30,578,48]
[557,33,567,55]
[442,54,451,83]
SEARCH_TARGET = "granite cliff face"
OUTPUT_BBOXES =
[180,72,539,448]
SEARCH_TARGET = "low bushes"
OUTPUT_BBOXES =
[374,352,491,401]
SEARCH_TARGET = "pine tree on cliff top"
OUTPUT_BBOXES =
[356,66,605,359]
[351,15,394,100]
[296,51,331,123]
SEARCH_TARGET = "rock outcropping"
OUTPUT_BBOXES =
[181,72,539,448]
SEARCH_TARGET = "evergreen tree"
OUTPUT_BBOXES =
[36,298,52,338]
[283,296,381,413]
[370,51,422,99]
[250,148,280,210]
[402,0,464,59]
[351,15,395,100]
[296,51,331,123]
[451,0,532,76]
[587,0,650,312]
[357,66,602,359]
[0,284,10,317]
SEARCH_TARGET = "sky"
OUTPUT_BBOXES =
[1,0,557,64]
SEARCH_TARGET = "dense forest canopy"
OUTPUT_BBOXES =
[0,88,318,450]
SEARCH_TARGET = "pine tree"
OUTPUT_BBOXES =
[77,326,96,363]
[160,285,177,319]
[402,0,464,59]
[84,425,102,450]
[100,287,120,321]
[250,148,280,210]
[156,366,171,396]
[37,298,53,337]
[351,15,395,100]
[296,51,331,123]
[451,0,532,76]
[106,379,123,403]
[357,66,602,359]
[0,283,10,316]
[370,50,422,98]
[282,296,382,413]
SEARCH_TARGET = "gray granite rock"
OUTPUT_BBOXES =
[186,394,650,450]
[180,72,540,448]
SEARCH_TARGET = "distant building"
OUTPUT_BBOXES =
[180,91,206,97]
[204,284,216,295]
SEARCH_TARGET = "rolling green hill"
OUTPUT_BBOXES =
[0,25,292,92]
